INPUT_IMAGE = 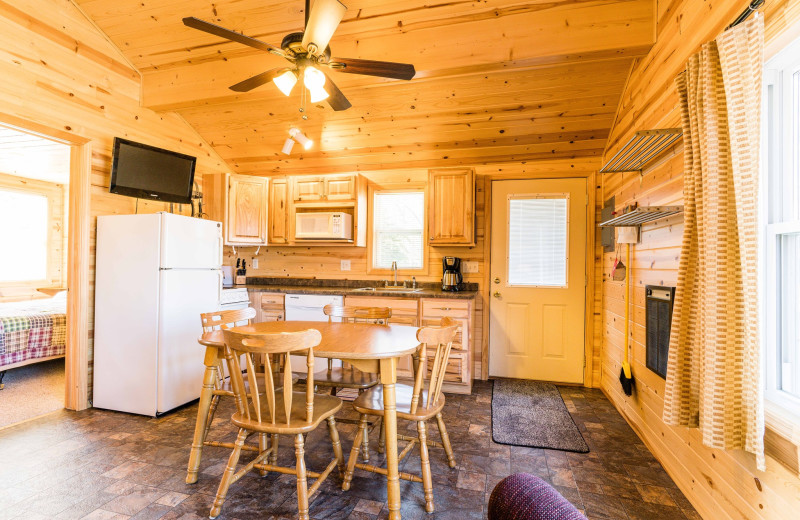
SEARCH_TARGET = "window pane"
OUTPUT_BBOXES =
[778,232,800,398]
[373,192,424,269]
[508,197,568,286]
[0,189,48,281]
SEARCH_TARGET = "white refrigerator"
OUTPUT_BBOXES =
[93,212,223,416]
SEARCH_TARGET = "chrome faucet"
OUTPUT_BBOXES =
[391,261,398,286]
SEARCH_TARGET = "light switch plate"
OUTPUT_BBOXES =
[340,259,351,271]
[462,261,479,273]
[252,258,259,269]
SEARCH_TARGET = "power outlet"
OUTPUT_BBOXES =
[462,261,479,273]
[340,259,351,271]
[252,258,259,269]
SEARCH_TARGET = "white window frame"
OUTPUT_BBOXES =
[367,185,428,275]
[762,35,800,422]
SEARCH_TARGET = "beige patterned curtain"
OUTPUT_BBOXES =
[663,16,765,470]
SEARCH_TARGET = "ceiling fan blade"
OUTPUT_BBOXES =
[301,0,347,56]
[182,17,284,57]
[330,58,415,80]
[322,73,351,111]
[229,68,289,92]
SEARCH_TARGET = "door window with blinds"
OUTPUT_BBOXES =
[506,194,569,287]
[372,190,425,270]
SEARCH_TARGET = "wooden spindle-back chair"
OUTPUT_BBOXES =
[210,328,344,520]
[342,317,460,513]
[314,304,392,461]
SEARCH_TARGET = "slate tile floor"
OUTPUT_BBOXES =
[0,381,700,520]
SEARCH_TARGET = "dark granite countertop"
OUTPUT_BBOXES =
[230,277,478,300]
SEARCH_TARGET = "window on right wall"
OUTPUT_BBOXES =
[762,35,800,419]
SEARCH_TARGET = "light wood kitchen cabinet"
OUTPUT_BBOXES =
[249,291,285,322]
[428,168,475,245]
[268,177,289,244]
[420,298,473,394]
[344,296,420,379]
[292,174,358,203]
[204,173,268,246]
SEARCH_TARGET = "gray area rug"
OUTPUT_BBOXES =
[0,358,64,429]
[492,379,589,453]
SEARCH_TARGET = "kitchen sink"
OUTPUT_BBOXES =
[352,287,424,293]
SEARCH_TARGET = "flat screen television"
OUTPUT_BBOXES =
[109,137,196,204]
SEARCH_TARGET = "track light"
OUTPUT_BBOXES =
[281,137,295,155]
[289,128,313,150]
[303,67,329,102]
[273,70,298,96]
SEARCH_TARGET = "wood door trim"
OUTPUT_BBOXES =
[481,172,595,387]
[0,113,92,410]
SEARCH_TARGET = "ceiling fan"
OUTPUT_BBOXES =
[182,0,416,112]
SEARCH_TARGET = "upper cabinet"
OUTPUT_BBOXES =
[428,168,475,245]
[268,177,289,244]
[204,173,268,246]
[292,174,358,203]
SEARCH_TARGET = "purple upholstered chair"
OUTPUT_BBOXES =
[488,473,587,520]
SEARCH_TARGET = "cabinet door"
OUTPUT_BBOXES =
[227,175,268,245]
[268,177,289,244]
[293,177,325,202]
[420,298,472,393]
[428,169,475,245]
[325,175,357,201]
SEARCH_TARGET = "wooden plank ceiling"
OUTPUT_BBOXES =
[75,0,655,175]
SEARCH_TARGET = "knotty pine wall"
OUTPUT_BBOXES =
[0,0,229,399]
[599,1,800,519]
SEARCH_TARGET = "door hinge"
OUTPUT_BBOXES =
[585,191,589,206]
[583,355,587,368]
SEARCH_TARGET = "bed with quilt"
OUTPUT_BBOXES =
[0,291,66,389]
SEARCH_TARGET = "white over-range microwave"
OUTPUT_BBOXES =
[295,212,353,240]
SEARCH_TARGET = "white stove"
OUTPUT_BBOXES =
[220,288,249,310]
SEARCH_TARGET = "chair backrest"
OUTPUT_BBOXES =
[222,328,322,426]
[200,307,257,332]
[323,304,392,324]
[410,317,459,413]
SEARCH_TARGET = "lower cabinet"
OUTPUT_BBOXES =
[249,291,285,322]
[343,295,473,394]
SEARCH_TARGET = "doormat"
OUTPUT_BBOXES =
[491,379,589,453]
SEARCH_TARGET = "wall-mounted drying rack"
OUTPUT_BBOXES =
[599,206,683,227]
[600,129,683,173]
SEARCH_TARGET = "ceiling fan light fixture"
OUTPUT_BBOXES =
[308,86,329,103]
[273,69,298,96]
[303,66,326,89]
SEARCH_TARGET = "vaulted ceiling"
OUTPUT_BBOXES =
[75,0,654,175]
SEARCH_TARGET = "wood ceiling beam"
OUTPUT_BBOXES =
[140,0,654,112]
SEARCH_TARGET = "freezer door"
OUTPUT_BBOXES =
[157,268,222,413]
[160,212,222,269]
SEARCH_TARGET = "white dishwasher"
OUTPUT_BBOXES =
[284,293,344,372]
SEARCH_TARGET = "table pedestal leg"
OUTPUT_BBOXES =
[380,357,401,520]
[186,359,218,484]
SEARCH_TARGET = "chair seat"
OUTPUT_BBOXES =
[313,367,379,389]
[231,390,342,434]
[352,383,445,421]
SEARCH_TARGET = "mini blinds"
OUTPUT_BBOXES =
[0,189,48,282]
[373,191,425,269]
[508,196,568,286]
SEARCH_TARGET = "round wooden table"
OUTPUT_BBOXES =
[187,321,421,520]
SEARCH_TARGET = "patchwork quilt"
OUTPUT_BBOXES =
[0,292,67,368]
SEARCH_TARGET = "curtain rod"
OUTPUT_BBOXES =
[728,0,765,29]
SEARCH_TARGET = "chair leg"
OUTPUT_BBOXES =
[360,414,371,463]
[327,417,345,476]
[270,434,279,466]
[210,428,247,519]
[342,415,367,491]
[203,394,220,440]
[257,433,269,477]
[295,433,310,520]
[377,417,385,454]
[417,421,435,513]
[435,412,457,468]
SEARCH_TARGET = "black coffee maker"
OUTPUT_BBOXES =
[442,257,463,292]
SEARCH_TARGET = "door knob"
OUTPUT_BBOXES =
[493,292,501,299]
[494,277,500,284]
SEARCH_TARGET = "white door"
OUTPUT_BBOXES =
[160,212,222,269]
[157,268,222,413]
[489,178,587,383]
